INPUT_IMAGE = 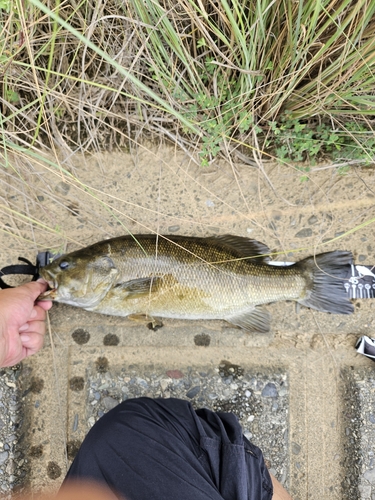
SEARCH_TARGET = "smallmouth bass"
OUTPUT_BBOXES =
[39,234,354,332]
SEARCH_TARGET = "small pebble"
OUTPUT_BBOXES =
[55,181,70,195]
[166,370,184,379]
[295,228,312,238]
[88,417,96,427]
[160,379,170,391]
[308,215,318,225]
[186,386,200,399]
[292,442,301,455]
[103,397,118,411]
[261,383,278,398]
[136,378,148,389]
[0,452,8,465]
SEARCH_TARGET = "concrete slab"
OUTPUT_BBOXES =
[2,148,375,499]
[341,368,375,500]
[0,367,24,497]
[17,333,373,500]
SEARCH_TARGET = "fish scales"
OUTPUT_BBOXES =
[39,234,354,333]
[88,236,304,315]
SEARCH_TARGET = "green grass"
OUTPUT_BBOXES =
[264,117,375,165]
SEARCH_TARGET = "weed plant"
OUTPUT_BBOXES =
[1,0,375,166]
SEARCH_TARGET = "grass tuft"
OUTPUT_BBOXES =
[1,0,375,165]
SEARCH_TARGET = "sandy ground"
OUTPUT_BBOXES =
[1,145,375,498]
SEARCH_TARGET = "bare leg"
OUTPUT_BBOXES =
[270,474,293,500]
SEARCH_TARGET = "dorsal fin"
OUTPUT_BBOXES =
[206,235,271,263]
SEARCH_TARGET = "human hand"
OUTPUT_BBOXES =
[14,482,118,500]
[0,280,53,367]
[270,473,293,500]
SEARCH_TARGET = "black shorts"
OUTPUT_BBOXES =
[63,397,273,500]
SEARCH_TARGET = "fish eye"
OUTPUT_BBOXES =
[59,261,70,270]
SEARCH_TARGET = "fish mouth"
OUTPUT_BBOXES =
[38,270,58,300]
[38,287,57,300]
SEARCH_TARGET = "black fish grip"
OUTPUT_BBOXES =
[0,252,54,289]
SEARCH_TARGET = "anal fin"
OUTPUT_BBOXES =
[225,307,270,333]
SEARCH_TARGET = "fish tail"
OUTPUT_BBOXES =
[296,250,354,314]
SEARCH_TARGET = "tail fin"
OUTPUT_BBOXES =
[297,251,354,314]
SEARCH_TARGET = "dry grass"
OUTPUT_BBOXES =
[1,0,375,165]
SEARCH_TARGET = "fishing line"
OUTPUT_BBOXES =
[150,157,163,315]
[46,310,69,471]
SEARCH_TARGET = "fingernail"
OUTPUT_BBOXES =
[20,334,30,342]
[30,309,37,319]
[19,324,29,332]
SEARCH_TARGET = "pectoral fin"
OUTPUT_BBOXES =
[114,277,161,298]
[226,307,270,333]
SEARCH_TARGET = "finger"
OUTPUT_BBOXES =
[29,305,48,322]
[19,331,45,355]
[35,299,53,311]
[21,319,47,337]
[21,280,49,301]
[36,278,49,285]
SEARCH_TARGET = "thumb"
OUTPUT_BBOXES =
[20,280,49,300]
